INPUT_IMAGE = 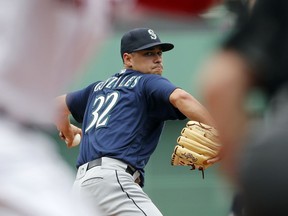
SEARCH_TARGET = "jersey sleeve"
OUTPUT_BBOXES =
[223,0,288,96]
[66,82,96,123]
[143,75,186,120]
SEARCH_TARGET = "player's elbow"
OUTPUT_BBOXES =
[170,88,192,108]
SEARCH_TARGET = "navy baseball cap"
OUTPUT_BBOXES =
[120,28,174,57]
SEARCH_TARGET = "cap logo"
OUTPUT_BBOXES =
[148,29,157,40]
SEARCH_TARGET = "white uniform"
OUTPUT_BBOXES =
[0,0,110,215]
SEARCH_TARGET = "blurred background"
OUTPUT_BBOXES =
[53,3,236,215]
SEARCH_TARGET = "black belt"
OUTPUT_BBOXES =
[87,158,137,176]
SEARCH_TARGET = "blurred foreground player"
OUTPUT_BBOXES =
[0,0,110,215]
[200,0,288,215]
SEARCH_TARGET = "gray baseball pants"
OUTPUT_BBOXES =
[73,157,162,216]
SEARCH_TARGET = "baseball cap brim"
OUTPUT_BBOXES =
[132,42,174,52]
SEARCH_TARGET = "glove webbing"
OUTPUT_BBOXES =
[171,147,206,179]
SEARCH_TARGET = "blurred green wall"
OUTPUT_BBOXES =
[54,29,235,216]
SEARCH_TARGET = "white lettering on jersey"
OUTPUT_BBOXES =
[105,77,118,89]
[124,76,137,87]
[93,75,142,92]
[130,76,142,88]
[94,82,105,91]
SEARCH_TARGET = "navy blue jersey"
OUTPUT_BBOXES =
[66,69,186,182]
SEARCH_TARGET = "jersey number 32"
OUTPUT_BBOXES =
[85,91,119,133]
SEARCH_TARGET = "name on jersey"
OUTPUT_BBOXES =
[93,75,142,92]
